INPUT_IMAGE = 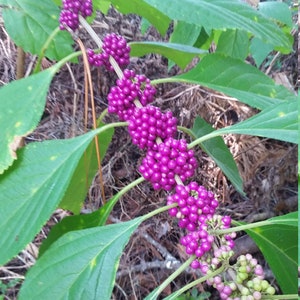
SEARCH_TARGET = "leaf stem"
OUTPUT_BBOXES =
[33,26,61,73]
[261,295,298,300]
[78,15,124,79]
[211,219,273,235]
[146,256,196,299]
[165,262,227,299]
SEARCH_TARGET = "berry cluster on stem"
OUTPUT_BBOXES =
[60,13,278,299]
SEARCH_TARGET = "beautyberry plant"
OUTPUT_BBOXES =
[0,0,297,299]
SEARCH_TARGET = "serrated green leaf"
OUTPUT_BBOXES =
[242,212,298,294]
[142,0,292,52]
[39,177,144,256]
[19,218,143,300]
[191,117,244,195]
[214,100,298,144]
[0,66,58,174]
[0,130,102,265]
[171,53,295,110]
[216,29,249,61]
[2,0,74,61]
[59,122,114,214]
[129,41,207,69]
[110,0,170,36]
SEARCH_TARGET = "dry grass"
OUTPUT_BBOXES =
[0,7,298,300]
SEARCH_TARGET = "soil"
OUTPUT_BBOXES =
[0,6,298,300]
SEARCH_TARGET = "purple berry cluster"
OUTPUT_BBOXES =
[128,106,177,150]
[139,138,198,191]
[179,214,235,273]
[168,183,219,231]
[206,254,276,300]
[59,0,93,30]
[108,69,156,121]
[87,33,130,70]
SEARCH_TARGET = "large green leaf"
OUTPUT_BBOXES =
[39,177,144,256]
[243,212,298,294]
[161,53,296,110]
[129,41,207,69]
[0,66,58,174]
[0,130,103,265]
[141,0,292,52]
[18,217,143,299]
[191,117,244,195]
[213,100,298,144]
[59,123,114,214]
[1,0,74,60]
[109,0,170,36]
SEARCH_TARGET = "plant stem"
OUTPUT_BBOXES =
[261,295,298,300]
[94,121,128,136]
[79,15,124,79]
[211,219,273,235]
[167,262,227,298]
[147,256,196,299]
[33,26,61,74]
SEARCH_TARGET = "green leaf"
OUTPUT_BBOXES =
[214,100,298,144]
[216,29,249,61]
[250,37,273,67]
[39,177,144,256]
[2,0,74,61]
[93,0,111,14]
[172,53,295,110]
[0,130,100,265]
[258,2,293,27]
[168,21,202,69]
[110,0,171,36]
[243,212,298,294]
[142,0,292,52]
[18,218,143,299]
[191,117,244,195]
[0,66,58,174]
[59,122,114,214]
[129,41,207,69]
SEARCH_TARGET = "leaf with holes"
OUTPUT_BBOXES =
[0,66,58,174]
[18,218,143,299]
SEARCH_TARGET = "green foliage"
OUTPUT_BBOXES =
[190,117,244,195]
[0,129,110,265]
[18,218,144,299]
[235,212,298,294]
[0,67,57,174]
[129,41,207,69]
[59,123,114,214]
[0,0,297,298]
[1,0,74,61]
